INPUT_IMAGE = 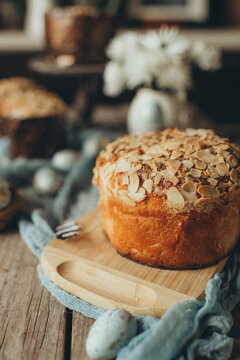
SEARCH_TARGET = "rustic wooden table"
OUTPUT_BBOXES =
[1,230,240,360]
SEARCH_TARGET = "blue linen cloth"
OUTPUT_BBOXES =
[1,129,240,360]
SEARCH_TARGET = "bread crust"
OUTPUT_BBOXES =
[99,188,239,269]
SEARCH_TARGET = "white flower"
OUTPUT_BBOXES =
[140,26,190,59]
[103,61,126,97]
[106,31,139,62]
[190,41,221,71]
[103,25,221,97]
[155,62,192,99]
[123,49,156,90]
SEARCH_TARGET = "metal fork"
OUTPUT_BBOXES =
[55,219,82,240]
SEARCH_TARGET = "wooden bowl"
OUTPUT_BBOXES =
[0,190,22,230]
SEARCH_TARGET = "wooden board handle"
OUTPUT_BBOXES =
[50,258,192,317]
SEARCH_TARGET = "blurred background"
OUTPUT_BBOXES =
[0,0,240,141]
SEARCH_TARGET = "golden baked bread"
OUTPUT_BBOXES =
[93,128,240,269]
[0,77,67,158]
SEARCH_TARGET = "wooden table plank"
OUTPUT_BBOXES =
[0,231,66,360]
[71,312,94,360]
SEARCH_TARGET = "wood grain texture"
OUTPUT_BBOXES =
[71,312,94,360]
[41,206,227,317]
[0,231,66,360]
[0,230,239,359]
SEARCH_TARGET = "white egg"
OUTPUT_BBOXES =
[52,149,81,172]
[82,134,110,157]
[86,309,137,360]
[33,168,62,195]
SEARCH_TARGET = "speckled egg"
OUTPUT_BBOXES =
[33,168,62,195]
[0,178,12,210]
[86,309,137,360]
[82,134,110,157]
[52,149,81,172]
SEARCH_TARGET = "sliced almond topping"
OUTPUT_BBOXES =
[181,180,196,193]
[195,149,213,163]
[227,154,238,167]
[121,175,129,186]
[170,175,179,186]
[230,168,238,182]
[129,187,146,202]
[166,187,184,205]
[208,178,218,187]
[184,142,193,153]
[129,164,142,174]
[166,165,177,176]
[207,166,220,179]
[165,139,182,150]
[161,169,171,181]
[180,189,197,202]
[167,159,181,169]
[216,162,229,176]
[142,179,153,193]
[218,143,229,150]
[195,159,207,170]
[170,150,183,159]
[198,185,219,198]
[128,174,139,193]
[210,156,219,165]
[182,160,194,169]
[229,183,238,192]
[186,128,198,136]
[218,150,229,159]
[154,172,161,185]
[115,159,131,173]
[189,168,202,178]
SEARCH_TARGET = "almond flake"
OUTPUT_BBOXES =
[121,175,129,186]
[161,169,171,181]
[180,189,197,202]
[142,179,153,193]
[170,176,179,186]
[154,172,161,185]
[195,159,207,170]
[167,159,181,169]
[129,187,146,202]
[230,168,238,182]
[227,154,238,167]
[208,178,218,187]
[128,174,139,193]
[195,149,213,163]
[166,165,177,176]
[182,180,196,193]
[216,163,229,176]
[229,183,238,192]
[166,187,184,205]
[170,150,183,159]
[182,160,194,169]
[129,164,142,174]
[165,139,182,150]
[189,168,202,178]
[218,143,229,150]
[198,185,219,198]
[115,159,131,173]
